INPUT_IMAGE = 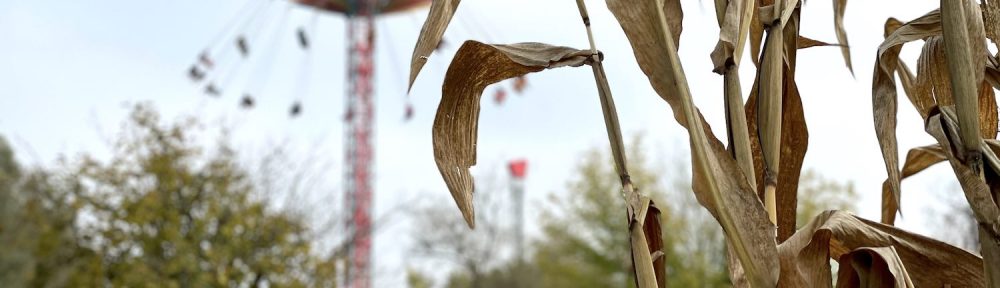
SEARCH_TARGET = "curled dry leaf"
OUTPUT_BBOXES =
[408,0,461,91]
[873,9,942,227]
[606,0,779,286]
[710,0,743,73]
[433,41,590,228]
[832,0,852,73]
[910,36,996,135]
[834,247,914,287]
[778,210,984,287]
[880,145,946,225]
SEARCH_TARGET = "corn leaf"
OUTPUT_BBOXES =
[873,10,942,227]
[832,0,853,73]
[778,210,984,287]
[408,0,461,91]
[433,41,590,228]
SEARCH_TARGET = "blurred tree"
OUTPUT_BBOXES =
[406,268,435,288]
[929,183,980,252]
[532,140,729,288]
[0,137,97,287]
[795,169,859,229]
[0,104,339,287]
[410,169,513,288]
[65,104,338,287]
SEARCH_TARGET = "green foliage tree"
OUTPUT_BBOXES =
[532,141,729,288]
[0,137,95,287]
[0,104,339,287]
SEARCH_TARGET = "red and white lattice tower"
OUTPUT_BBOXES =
[288,1,430,286]
[343,0,376,287]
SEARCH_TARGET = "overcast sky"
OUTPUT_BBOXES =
[0,0,964,286]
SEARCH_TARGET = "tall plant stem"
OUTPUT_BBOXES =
[574,1,657,287]
[759,19,784,226]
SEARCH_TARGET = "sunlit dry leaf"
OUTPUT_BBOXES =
[880,145,946,225]
[433,41,590,228]
[835,247,914,288]
[778,210,984,287]
[873,9,941,225]
[408,0,461,91]
[606,0,779,285]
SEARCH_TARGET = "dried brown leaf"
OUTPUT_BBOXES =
[832,0,853,73]
[778,210,984,287]
[433,41,590,228]
[796,35,835,49]
[880,144,946,225]
[606,0,779,285]
[408,0,461,91]
[873,9,942,226]
[981,80,999,139]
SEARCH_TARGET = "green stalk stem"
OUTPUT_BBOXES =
[943,0,996,284]
[941,0,983,171]
[759,23,784,225]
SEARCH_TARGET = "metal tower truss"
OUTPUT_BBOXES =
[343,0,376,287]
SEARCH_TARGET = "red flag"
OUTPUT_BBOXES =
[508,159,527,179]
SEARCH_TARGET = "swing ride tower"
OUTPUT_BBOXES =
[294,1,428,287]
[191,1,430,286]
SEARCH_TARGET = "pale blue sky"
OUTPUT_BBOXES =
[0,0,961,286]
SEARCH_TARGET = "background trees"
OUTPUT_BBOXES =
[0,104,338,287]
